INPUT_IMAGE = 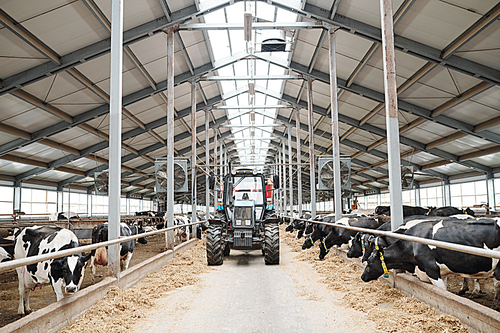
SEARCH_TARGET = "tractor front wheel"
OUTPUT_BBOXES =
[206,225,223,265]
[264,223,280,265]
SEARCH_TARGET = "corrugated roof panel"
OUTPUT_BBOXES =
[69,157,104,170]
[399,81,454,110]
[440,135,496,155]
[455,20,500,71]
[395,0,481,50]
[20,1,109,56]
[442,99,499,126]
[292,29,322,66]
[0,132,20,146]
[416,65,482,98]
[0,161,35,175]
[469,154,500,167]
[403,121,456,145]
[12,145,66,161]
[0,27,47,78]
[0,94,39,120]
[2,108,63,133]
[36,169,80,182]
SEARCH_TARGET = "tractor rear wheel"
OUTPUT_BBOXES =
[206,225,223,265]
[264,223,279,265]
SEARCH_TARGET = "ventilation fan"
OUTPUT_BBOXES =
[155,158,188,193]
[318,156,351,191]
[94,171,108,195]
[401,166,415,189]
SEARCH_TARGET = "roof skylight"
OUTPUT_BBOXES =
[199,0,299,169]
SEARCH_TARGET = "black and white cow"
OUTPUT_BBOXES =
[319,216,384,260]
[427,206,475,217]
[285,213,312,239]
[49,211,80,221]
[375,205,430,217]
[14,226,91,315]
[0,246,12,262]
[361,217,500,306]
[349,215,481,295]
[89,222,147,276]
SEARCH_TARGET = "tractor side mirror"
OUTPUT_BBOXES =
[273,175,279,189]
[208,173,215,190]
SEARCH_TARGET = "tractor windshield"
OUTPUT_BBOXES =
[233,176,264,205]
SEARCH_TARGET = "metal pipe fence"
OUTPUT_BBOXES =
[0,220,207,273]
[284,215,500,260]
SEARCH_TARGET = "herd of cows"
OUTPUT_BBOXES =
[0,211,209,315]
[284,205,500,309]
[2,204,499,317]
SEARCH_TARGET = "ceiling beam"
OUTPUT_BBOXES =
[0,0,236,96]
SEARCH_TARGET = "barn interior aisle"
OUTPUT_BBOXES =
[127,242,379,333]
[58,229,469,333]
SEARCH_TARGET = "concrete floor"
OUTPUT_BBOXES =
[130,243,381,333]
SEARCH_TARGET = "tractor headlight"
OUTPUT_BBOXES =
[236,220,242,226]
[245,220,251,226]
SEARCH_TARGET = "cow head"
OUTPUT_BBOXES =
[375,206,390,215]
[361,245,385,282]
[304,222,314,235]
[136,225,148,244]
[346,232,364,259]
[51,252,92,294]
[302,235,315,250]
[323,228,340,251]
[463,207,475,216]
[285,222,295,232]
[302,226,323,250]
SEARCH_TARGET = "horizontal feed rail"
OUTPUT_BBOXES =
[0,220,207,273]
[284,216,500,260]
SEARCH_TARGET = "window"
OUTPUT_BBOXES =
[63,192,87,214]
[21,188,57,214]
[420,186,442,207]
[0,186,13,214]
[92,194,108,215]
[451,180,488,208]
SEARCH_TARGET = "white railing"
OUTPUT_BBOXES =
[285,216,500,260]
[0,220,207,273]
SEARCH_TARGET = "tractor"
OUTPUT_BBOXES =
[206,168,280,265]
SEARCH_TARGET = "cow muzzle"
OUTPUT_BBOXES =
[65,285,78,293]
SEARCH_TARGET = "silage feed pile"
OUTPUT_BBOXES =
[60,241,210,333]
[280,226,469,333]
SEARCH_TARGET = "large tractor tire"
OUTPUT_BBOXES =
[264,223,280,265]
[206,225,223,265]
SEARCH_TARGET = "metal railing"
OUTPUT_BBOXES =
[284,216,500,260]
[0,220,207,273]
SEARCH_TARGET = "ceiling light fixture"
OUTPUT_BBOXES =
[244,12,252,42]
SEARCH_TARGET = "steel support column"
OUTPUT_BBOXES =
[108,0,123,278]
[380,0,403,231]
[278,146,282,216]
[487,175,496,212]
[165,28,175,250]
[282,140,287,216]
[205,110,210,218]
[307,78,316,218]
[13,182,21,213]
[328,28,342,221]
[214,127,218,212]
[287,125,293,216]
[191,81,197,236]
[87,193,92,217]
[443,178,452,206]
[220,141,223,209]
[295,107,302,216]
